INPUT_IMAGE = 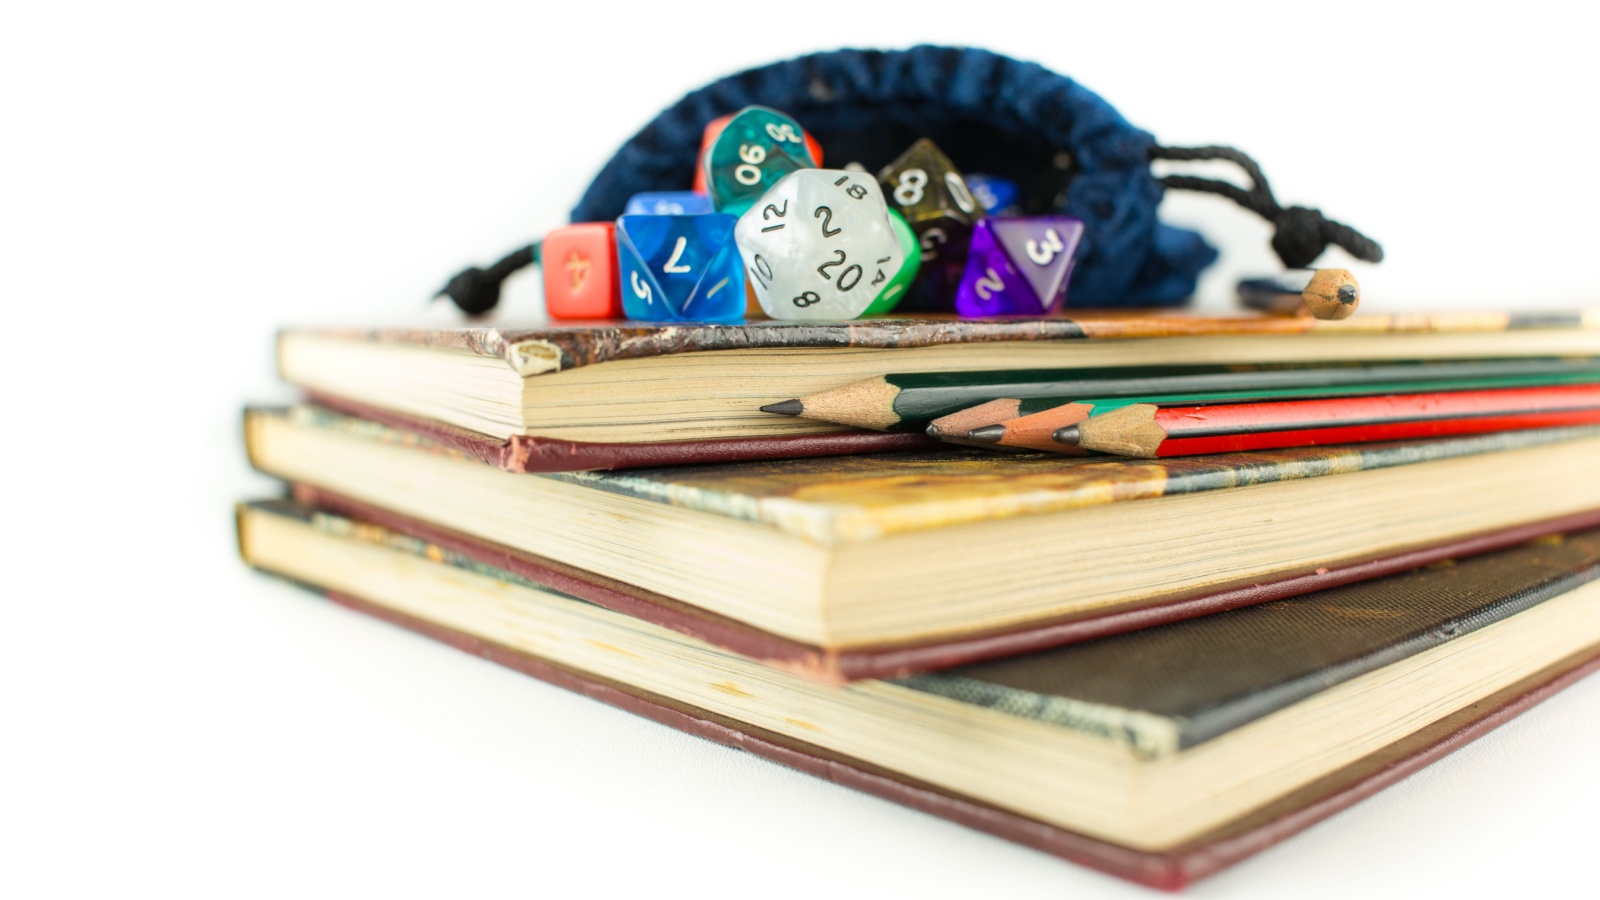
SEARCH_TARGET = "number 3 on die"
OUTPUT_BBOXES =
[1025,228,1066,266]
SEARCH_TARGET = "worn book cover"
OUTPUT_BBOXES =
[238,499,1600,889]
[292,310,1600,373]
[279,310,1600,471]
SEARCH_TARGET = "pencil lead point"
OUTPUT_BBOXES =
[966,426,1006,444]
[761,399,804,417]
[924,423,944,438]
[1053,426,1082,445]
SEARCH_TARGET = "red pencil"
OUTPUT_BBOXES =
[1051,384,1600,457]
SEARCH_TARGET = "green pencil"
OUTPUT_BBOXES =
[762,358,1600,432]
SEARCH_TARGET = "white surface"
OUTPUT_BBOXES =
[4,3,1599,897]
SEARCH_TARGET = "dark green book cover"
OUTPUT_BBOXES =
[903,530,1600,753]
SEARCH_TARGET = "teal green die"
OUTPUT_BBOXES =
[703,106,817,216]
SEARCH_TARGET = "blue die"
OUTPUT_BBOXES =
[623,191,714,217]
[965,174,1022,217]
[616,214,745,322]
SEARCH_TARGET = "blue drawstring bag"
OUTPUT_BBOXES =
[444,46,1380,315]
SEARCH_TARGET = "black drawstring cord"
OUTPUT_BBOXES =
[1150,144,1384,269]
[435,241,541,316]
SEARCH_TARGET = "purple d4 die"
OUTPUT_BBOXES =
[953,217,1085,316]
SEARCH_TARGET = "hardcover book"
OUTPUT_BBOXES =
[246,404,1600,676]
[237,499,1600,889]
[276,310,1600,471]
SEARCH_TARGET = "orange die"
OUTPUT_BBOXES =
[542,222,620,319]
[691,112,824,194]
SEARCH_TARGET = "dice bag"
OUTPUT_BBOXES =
[440,45,1380,315]
[572,46,1213,307]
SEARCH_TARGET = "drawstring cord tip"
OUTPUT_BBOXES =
[434,241,542,316]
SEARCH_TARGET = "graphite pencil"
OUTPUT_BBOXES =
[1051,384,1600,458]
[763,358,1600,432]
[1236,268,1360,320]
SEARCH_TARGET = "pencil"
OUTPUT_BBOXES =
[1051,384,1600,458]
[1237,268,1360,320]
[954,370,1600,451]
[957,403,1095,453]
[923,399,1028,446]
[763,358,1600,432]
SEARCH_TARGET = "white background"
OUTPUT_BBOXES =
[4,2,1599,897]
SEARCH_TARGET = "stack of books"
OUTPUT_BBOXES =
[239,311,1600,888]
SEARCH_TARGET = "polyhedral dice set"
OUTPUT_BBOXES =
[544,104,1085,323]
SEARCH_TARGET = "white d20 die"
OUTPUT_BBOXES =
[734,169,904,320]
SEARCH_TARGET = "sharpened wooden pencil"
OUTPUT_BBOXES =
[1237,268,1360,320]
[963,404,1093,453]
[1052,385,1600,457]
[762,358,1600,432]
[924,399,1023,445]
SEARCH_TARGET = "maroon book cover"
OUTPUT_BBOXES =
[305,391,937,473]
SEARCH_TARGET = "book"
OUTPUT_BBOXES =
[245,403,1600,661]
[276,311,1600,471]
[236,498,1600,889]
[287,482,1600,682]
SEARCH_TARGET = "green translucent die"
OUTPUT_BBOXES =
[861,209,921,316]
[704,106,817,216]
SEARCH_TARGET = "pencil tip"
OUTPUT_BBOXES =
[761,399,804,417]
[966,425,1006,444]
[1053,426,1082,445]
[924,423,944,438]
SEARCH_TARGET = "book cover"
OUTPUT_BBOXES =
[238,499,1600,889]
[290,310,1600,375]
